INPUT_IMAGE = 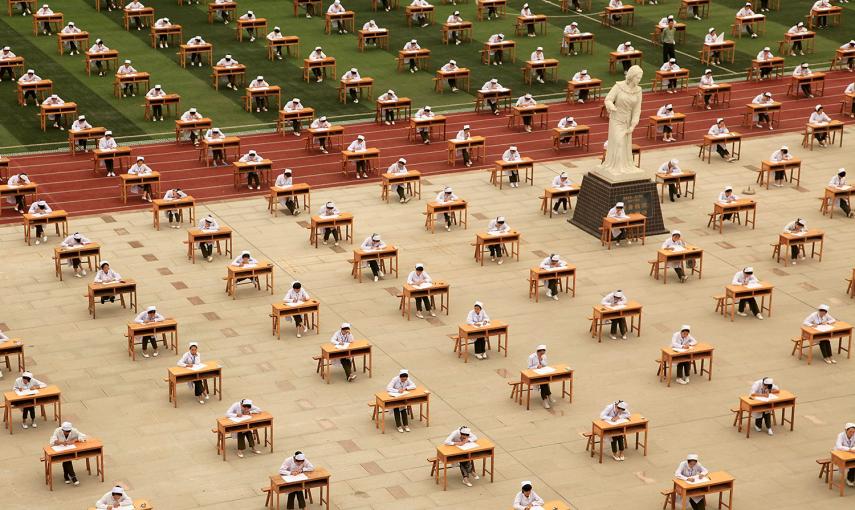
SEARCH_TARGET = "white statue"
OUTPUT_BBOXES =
[594,65,647,183]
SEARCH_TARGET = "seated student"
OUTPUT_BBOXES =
[501,146,525,187]
[787,22,808,56]
[36,5,54,35]
[660,59,680,93]
[180,107,204,146]
[283,98,305,135]
[599,400,630,460]
[570,69,592,103]
[414,105,435,144]
[226,399,262,457]
[330,323,357,381]
[134,306,164,357]
[309,115,332,153]
[708,118,737,162]
[410,0,432,27]
[238,149,264,190]
[718,186,739,222]
[204,127,227,167]
[671,325,697,384]
[751,92,775,131]
[601,290,628,339]
[550,172,573,213]
[7,172,31,213]
[283,281,310,337]
[736,2,759,38]
[556,116,578,144]
[812,0,832,28]
[14,1,32,15]
[443,426,480,486]
[186,35,207,67]
[804,304,838,364]
[98,131,118,176]
[528,345,554,408]
[178,342,209,403]
[520,4,538,37]
[835,423,855,487]
[346,134,370,179]
[731,267,763,319]
[749,377,779,435]
[318,201,341,245]
[435,186,460,232]
[562,22,582,56]
[274,169,301,215]
[88,39,111,77]
[606,202,631,246]
[674,454,709,508]
[104,0,118,11]
[50,421,86,485]
[755,47,774,80]
[616,41,634,73]
[699,68,716,109]
[60,23,82,54]
[829,168,854,217]
[327,0,348,34]
[486,216,510,263]
[231,250,259,285]
[360,233,387,281]
[466,301,490,359]
[513,481,545,510]
[658,159,682,201]
[401,40,422,73]
[96,486,132,509]
[379,0,393,11]
[540,254,566,301]
[361,19,384,48]
[377,89,400,126]
[845,82,855,118]
[809,104,832,146]
[486,33,506,65]
[17,69,42,106]
[608,0,624,24]
[267,27,286,60]
[41,94,66,130]
[386,369,417,432]
[793,63,816,98]
[70,115,93,152]
[238,11,258,41]
[215,0,232,24]
[93,260,121,303]
[246,76,271,113]
[440,60,461,92]
[386,158,412,204]
[453,125,475,167]
[125,0,147,30]
[529,47,546,83]
[128,156,154,202]
[12,371,47,429]
[215,54,241,90]
[162,187,188,228]
[27,200,52,244]
[479,78,505,116]
[59,232,92,278]
[278,452,315,508]
[308,47,328,83]
[661,230,690,282]
[783,218,808,263]
[407,263,436,318]
[0,328,6,377]
[840,40,855,72]
[655,104,676,143]
[153,17,172,48]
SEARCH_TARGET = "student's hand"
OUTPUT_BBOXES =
[687,476,695,482]
[290,469,301,476]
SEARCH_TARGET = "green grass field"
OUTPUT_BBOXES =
[0,0,848,150]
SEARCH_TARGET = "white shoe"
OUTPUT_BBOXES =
[296,331,302,338]
[153,351,159,357]
[237,451,244,458]
[22,423,28,429]
[621,335,627,340]
[767,428,774,436]
[430,311,436,317]
[250,37,255,42]
[35,240,40,245]
[206,256,213,262]
[404,426,411,432]
[497,259,503,265]
[737,312,748,317]
[397,426,404,433]
[199,399,205,404]
[253,449,262,454]
[846,480,855,487]
[374,275,379,282]
[353,98,359,103]
[552,295,558,301]
[142,352,150,358]
[542,399,551,409]
[754,424,762,432]
[612,454,621,461]
[755,314,764,320]
[463,479,473,487]
[677,378,688,385]
[481,352,487,359]
[415,312,424,319]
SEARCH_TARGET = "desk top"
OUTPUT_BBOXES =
[375,386,430,404]
[521,363,573,380]
[5,385,61,402]
[459,320,508,333]
[741,389,796,406]
[661,342,714,357]
[43,438,103,457]
[673,471,735,491]
[593,413,647,431]
[188,226,233,236]
[217,411,273,429]
[801,321,852,335]
[725,282,773,293]
[593,300,643,314]
[311,212,354,222]
[168,360,222,377]
[228,260,273,273]
[657,245,703,257]
[437,438,495,457]
[321,339,371,355]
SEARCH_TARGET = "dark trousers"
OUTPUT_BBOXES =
[578,89,589,101]
[62,461,78,481]
[317,136,328,150]
[285,198,298,214]
[42,21,52,33]
[758,113,770,125]
[801,84,812,96]
[668,183,680,201]
[191,53,201,65]
[674,267,686,280]
[760,65,771,78]
[0,67,13,79]
[23,406,35,420]
[755,412,772,429]
[487,99,498,113]
[237,431,255,450]
[448,78,457,89]
[212,149,224,162]
[553,197,568,211]
[792,41,802,52]
[774,169,786,182]
[474,337,486,354]
[546,278,559,294]
[819,339,833,358]
[35,225,44,237]
[715,145,730,158]
[70,257,81,269]
[200,242,213,258]
[340,358,353,377]
[839,199,851,216]
[461,149,471,165]
[291,120,301,133]
[488,7,497,16]
[703,92,712,106]
[152,104,162,118]
[526,23,535,35]
[738,298,760,315]
[610,318,627,335]
[367,260,380,277]
[493,49,503,63]
[610,435,625,453]
[193,381,204,396]
[790,245,800,259]
[667,78,677,90]
[848,468,855,483]
[419,129,429,142]
[539,383,551,399]
[443,213,453,227]
[814,131,827,142]
[663,43,675,63]
[254,97,267,109]
[459,460,475,477]
[690,499,706,510]
[414,296,431,311]
[313,68,322,79]
[393,408,409,427]
[123,83,134,95]
[159,34,167,44]
[348,88,357,101]
[409,58,417,70]
[166,210,182,223]
[287,491,306,509]
[622,60,631,72]
[818,15,827,28]
[744,25,754,36]
[355,160,366,175]
[23,90,36,103]
[77,138,87,150]
[100,294,115,304]
[384,109,395,122]
[613,229,626,242]
[323,227,339,241]
[294,314,304,326]
[396,186,407,201]
[247,172,260,188]
[142,335,158,351]
[677,361,691,378]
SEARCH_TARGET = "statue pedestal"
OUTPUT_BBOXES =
[569,172,667,238]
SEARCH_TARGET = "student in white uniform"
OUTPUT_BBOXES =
[755,47,774,79]
[360,233,387,281]
[501,146,522,187]
[186,35,207,66]
[319,201,341,245]
[133,306,164,357]
[732,267,763,319]
[215,54,241,90]
[145,84,167,121]
[27,200,52,244]
[238,149,263,189]
[674,454,709,509]
[60,23,82,55]
[718,186,738,221]
[326,0,348,33]
[804,304,838,363]
[440,60,460,92]
[787,22,808,55]
[179,107,203,145]
[446,11,465,45]
[95,486,132,509]
[94,261,121,304]
[274,169,301,215]
[435,186,459,231]
[735,2,759,38]
[50,421,86,485]
[479,78,504,116]
[656,104,676,142]
[197,215,219,261]
[60,232,92,278]
[226,399,262,457]
[520,4,538,36]
[154,17,172,48]
[127,156,154,201]
[346,135,369,178]
[671,325,696,384]
[658,159,682,201]
[513,481,545,510]
[699,68,715,108]
[443,426,480,486]
[7,172,31,212]
[661,230,689,282]
[282,97,305,135]
[768,145,792,187]
[386,369,417,432]
[599,401,630,460]
[178,342,209,403]
[514,94,537,132]
[602,290,628,339]
[528,345,554,408]
[829,168,853,217]
[17,69,41,105]
[248,76,270,111]
[402,40,422,73]
[407,263,435,318]
[549,172,573,213]
[539,254,566,300]
[41,94,66,130]
[162,188,188,228]
[812,0,831,29]
[782,218,808,263]
[341,68,362,104]
[310,115,332,153]
[203,127,227,166]
[556,116,579,147]
[231,250,259,285]
[529,47,546,83]
[214,0,232,23]
[708,118,736,161]
[467,302,490,359]
[453,125,475,167]
[486,216,510,263]
[12,371,47,428]
[377,89,399,123]
[414,105,435,143]
[749,377,779,435]
[267,27,285,59]
[840,40,855,72]
[70,115,93,152]
[308,47,327,82]
[809,104,832,145]
[238,11,258,41]
[125,1,147,30]
[284,281,310,337]
[88,39,111,76]
[793,62,815,97]
[606,202,630,245]
[660,59,680,93]
[278,452,314,508]
[835,423,855,487]
[331,323,357,381]
[386,158,411,203]
[616,41,634,72]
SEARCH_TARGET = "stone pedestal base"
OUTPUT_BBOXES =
[569,172,667,238]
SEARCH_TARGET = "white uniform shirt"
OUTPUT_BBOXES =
[660,61,679,72]
[274,174,293,187]
[239,153,263,163]
[527,352,548,369]
[718,190,737,202]
[319,204,340,216]
[736,6,755,16]
[199,217,219,230]
[436,191,458,202]
[155,18,171,27]
[128,162,152,175]
[415,107,433,119]
[94,268,121,283]
[71,119,92,131]
[327,2,345,14]
[551,175,572,187]
[793,65,812,77]
[284,288,309,302]
[61,26,80,34]
[116,64,136,75]
[386,375,416,393]
[674,461,708,503]
[756,50,773,61]
[37,6,53,14]
[134,310,164,323]
[671,331,697,349]
[360,236,386,251]
[267,30,283,41]
[284,100,303,112]
[309,50,326,60]
[530,50,544,61]
[731,271,758,286]
[89,43,109,53]
[515,95,536,107]
[249,79,269,88]
[466,308,490,324]
[564,25,580,35]
[180,110,202,121]
[310,118,330,129]
[28,202,52,215]
[342,69,360,81]
[216,57,239,67]
[835,431,855,451]
[502,149,521,161]
[440,62,458,72]
[540,256,566,270]
[188,36,206,45]
[95,492,133,509]
[599,402,630,420]
[19,72,40,83]
[407,270,431,285]
[378,92,398,102]
[403,41,420,50]
[443,429,478,445]
[846,83,855,94]
[226,401,261,418]
[783,220,807,233]
[557,117,577,129]
[98,137,118,150]
[13,376,47,391]
[655,105,674,118]
[487,218,510,233]
[788,24,807,34]
[279,457,315,474]
[163,189,187,200]
[809,111,831,124]
[61,234,91,247]
[513,491,544,510]
[239,12,256,20]
[50,426,86,445]
[571,71,590,82]
[803,311,835,326]
[346,139,366,152]
[601,292,627,307]
[658,161,681,174]
[617,42,634,52]
[177,350,201,367]
[231,255,258,265]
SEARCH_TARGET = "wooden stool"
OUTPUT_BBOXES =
[583,432,600,457]
[730,407,743,429]
[508,380,522,402]
[428,456,438,476]
[817,457,832,483]
[790,336,807,359]
[713,294,726,315]
[660,488,675,510]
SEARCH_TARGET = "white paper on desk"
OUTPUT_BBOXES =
[190,363,207,371]
[670,246,685,252]
[418,283,432,289]
[279,184,293,188]
[717,201,730,206]
[282,474,308,483]
[672,347,688,352]
[581,32,592,36]
[321,214,340,219]
[117,506,135,510]
[388,391,409,397]
[687,477,710,485]
[286,301,303,307]
[754,394,779,402]
[336,343,350,349]
[790,231,806,236]
[607,304,626,310]
[533,367,556,375]
[229,415,251,423]
[746,283,761,289]
[837,185,852,191]
[715,33,725,43]
[486,231,502,236]
[51,444,76,452]
[608,418,629,425]
[15,389,38,396]
[243,264,257,269]
[457,442,479,451]
[531,507,545,510]
[815,324,834,332]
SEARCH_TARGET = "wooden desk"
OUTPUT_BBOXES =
[600,213,646,249]
[405,5,434,27]
[516,14,547,36]
[519,364,573,410]
[199,136,241,166]
[33,12,63,36]
[655,171,695,206]
[325,10,355,34]
[57,32,89,55]
[207,1,236,23]
[87,279,137,319]
[476,0,505,20]
[53,242,100,281]
[456,321,508,363]
[277,107,314,134]
[152,196,195,230]
[808,5,842,30]
[358,28,389,51]
[481,41,516,64]
[267,468,330,510]
[68,127,105,154]
[821,185,855,218]
[842,91,855,119]
[435,439,494,490]
[748,57,784,82]
[658,342,713,387]
[798,322,851,365]
[271,299,320,339]
[268,183,311,216]
[399,281,449,320]
[775,229,823,265]
[651,22,687,46]
[492,158,534,189]
[167,361,222,407]
[292,0,322,16]
[4,385,61,434]
[341,148,379,177]
[211,64,246,90]
[216,412,273,461]
[831,47,855,72]
[523,58,559,85]
[447,136,486,166]
[309,213,354,248]
[699,132,741,164]
[672,472,734,510]
[781,30,815,56]
[590,413,647,463]
[552,126,590,152]
[787,72,825,98]
[590,301,642,341]
[267,35,300,60]
[652,69,689,93]
[351,246,398,282]
[409,115,446,142]
[374,386,428,433]
[829,450,855,496]
[374,99,411,127]
[539,186,580,217]
[474,230,520,265]
[380,171,420,202]
[475,88,511,114]
[232,160,272,189]
[802,120,843,151]
[509,105,548,131]
[608,50,642,74]
[42,438,103,491]
[84,49,118,76]
[187,227,233,263]
[120,171,160,204]
[0,338,25,373]
[510,502,569,510]
[724,282,773,321]
[143,94,180,120]
[425,200,467,233]
[123,7,154,31]
[0,181,37,216]
[1,56,24,82]
[678,0,709,19]
[566,78,602,103]
[17,78,52,106]
[602,5,634,27]
[23,210,67,245]
[733,14,765,38]
[126,319,178,360]
[654,245,703,284]
[743,102,781,131]
[226,261,274,299]
[647,113,686,140]
[434,68,470,93]
[93,146,131,175]
[306,125,344,153]
[236,17,267,41]
[179,43,212,68]
[709,198,755,233]
[338,77,373,104]
[737,390,795,437]
[175,117,212,143]
[150,24,182,48]
[397,49,431,72]
[700,41,735,65]
[39,102,77,132]
[562,32,594,55]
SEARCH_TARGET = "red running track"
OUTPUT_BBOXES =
[2,71,852,224]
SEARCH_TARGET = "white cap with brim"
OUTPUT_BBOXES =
[819,304,829,311]
[521,480,532,488]
[474,301,483,308]
[147,306,157,312]
[744,267,754,273]
[22,371,33,378]
[460,427,471,435]
[295,453,306,460]
[614,291,624,298]
[681,325,691,331]
[762,377,773,385]
[536,344,546,351]
[687,454,699,461]
[399,369,409,376]
[61,421,73,431]
[615,202,624,207]
[111,487,125,495]
[846,423,855,430]
[189,341,199,348]
[616,401,628,410]
[341,322,351,329]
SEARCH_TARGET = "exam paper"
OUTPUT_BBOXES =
[15,389,38,396]
[418,283,432,289]
[607,304,626,310]
[687,477,710,485]
[457,442,479,451]
[533,367,556,375]
[51,444,76,452]
[282,474,308,483]
[229,415,251,423]
[388,391,409,397]
[754,394,779,402]
[190,364,207,371]
[336,343,350,349]
[608,418,629,425]
[285,301,303,307]
[746,283,761,289]
[670,246,685,252]
[815,324,834,332]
